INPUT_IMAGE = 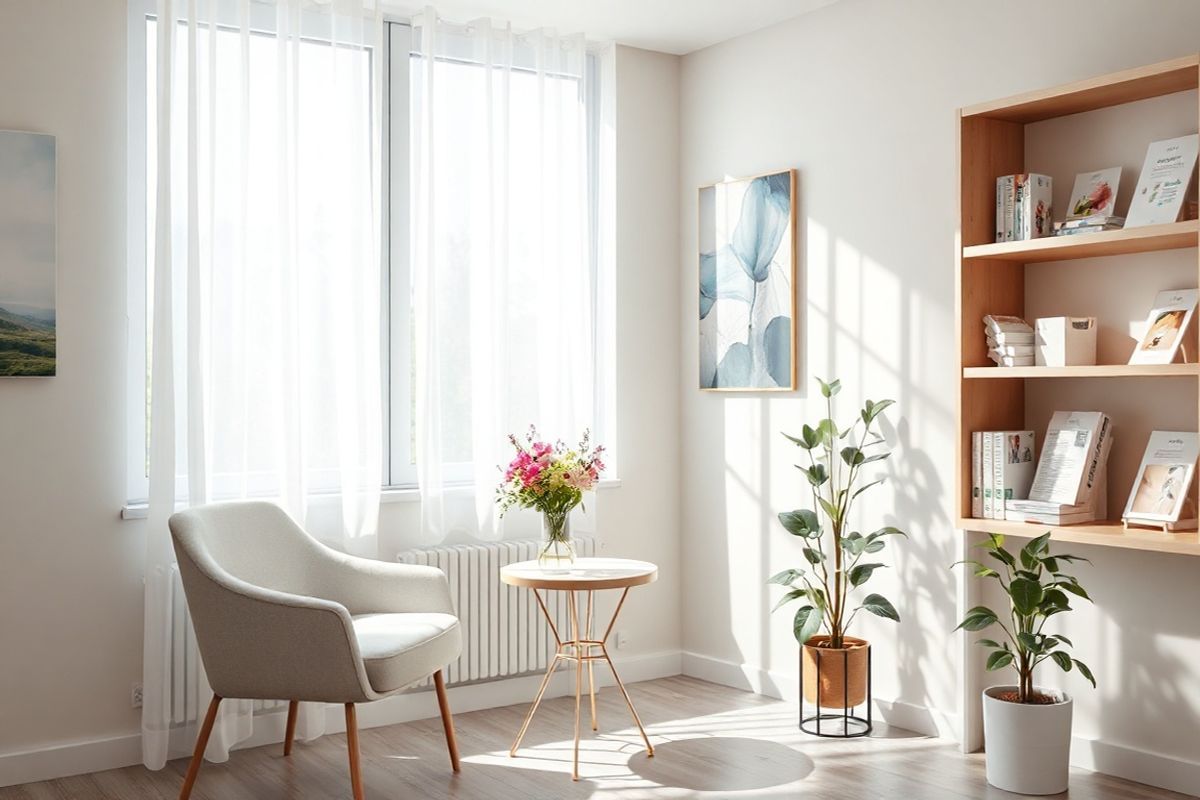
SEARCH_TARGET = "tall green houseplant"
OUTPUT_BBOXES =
[769,377,904,648]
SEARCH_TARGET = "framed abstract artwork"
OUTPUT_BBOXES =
[698,169,796,390]
[0,130,56,377]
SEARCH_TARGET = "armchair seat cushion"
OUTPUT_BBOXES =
[352,612,462,694]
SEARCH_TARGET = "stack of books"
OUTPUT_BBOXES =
[1054,215,1124,236]
[1005,411,1113,525]
[972,430,1035,520]
[983,315,1034,367]
[995,173,1053,242]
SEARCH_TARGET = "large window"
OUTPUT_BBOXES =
[127,13,608,502]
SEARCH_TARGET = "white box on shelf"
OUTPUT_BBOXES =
[1034,317,1097,367]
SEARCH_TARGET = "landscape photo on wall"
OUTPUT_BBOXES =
[0,130,56,377]
[698,169,796,390]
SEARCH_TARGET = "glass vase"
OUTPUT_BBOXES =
[538,510,576,572]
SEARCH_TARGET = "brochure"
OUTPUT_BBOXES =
[1128,288,1198,365]
[1122,431,1199,524]
[1066,167,1121,220]
[1125,134,1200,227]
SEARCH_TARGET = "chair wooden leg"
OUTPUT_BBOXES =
[179,694,221,800]
[283,700,299,756]
[433,670,461,773]
[345,703,365,800]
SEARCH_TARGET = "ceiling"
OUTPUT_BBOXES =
[389,0,841,55]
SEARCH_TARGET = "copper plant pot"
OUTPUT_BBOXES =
[802,635,869,708]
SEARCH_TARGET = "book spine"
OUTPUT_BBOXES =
[982,433,993,518]
[972,431,983,518]
[1078,415,1112,506]
[991,432,1006,520]
[1016,175,1026,241]
[995,178,1004,243]
[1003,176,1015,242]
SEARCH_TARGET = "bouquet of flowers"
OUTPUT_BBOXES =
[497,427,605,567]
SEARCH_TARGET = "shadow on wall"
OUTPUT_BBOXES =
[694,202,958,720]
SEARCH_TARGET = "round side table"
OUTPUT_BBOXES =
[499,557,657,781]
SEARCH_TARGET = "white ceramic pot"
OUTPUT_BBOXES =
[982,685,1073,795]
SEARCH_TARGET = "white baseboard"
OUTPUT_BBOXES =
[1071,735,1200,797]
[681,650,956,742]
[0,650,682,789]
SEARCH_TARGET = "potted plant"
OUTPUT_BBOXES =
[953,532,1096,795]
[768,377,904,723]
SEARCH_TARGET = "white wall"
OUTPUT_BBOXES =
[0,0,682,777]
[677,0,1200,790]
[0,0,144,755]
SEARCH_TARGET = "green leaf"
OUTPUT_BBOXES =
[841,533,868,556]
[1017,632,1040,654]
[817,418,838,444]
[848,562,886,587]
[860,593,900,622]
[818,497,841,524]
[817,377,842,398]
[852,478,885,499]
[976,638,1002,648]
[1073,659,1097,688]
[793,605,822,644]
[870,526,907,539]
[1010,577,1044,616]
[864,540,886,553]
[840,446,865,467]
[778,509,820,538]
[1057,581,1091,602]
[987,547,1016,568]
[1040,588,1070,611]
[1020,532,1052,566]
[1051,633,1074,648]
[767,568,805,586]
[805,463,829,487]
[1050,651,1073,672]
[986,650,1014,671]
[772,588,808,612]
[980,533,1005,549]
[860,452,891,464]
[802,547,825,565]
[955,605,998,632]
[861,398,895,424]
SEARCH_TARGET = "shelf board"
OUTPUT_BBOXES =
[962,363,1200,379]
[961,54,1200,123]
[957,518,1200,557]
[962,220,1199,263]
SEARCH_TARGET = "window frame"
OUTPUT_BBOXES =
[125,8,612,503]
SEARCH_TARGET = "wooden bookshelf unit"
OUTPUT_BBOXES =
[956,54,1200,556]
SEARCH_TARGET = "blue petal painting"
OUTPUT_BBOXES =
[699,169,795,390]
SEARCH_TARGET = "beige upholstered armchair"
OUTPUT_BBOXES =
[168,501,462,800]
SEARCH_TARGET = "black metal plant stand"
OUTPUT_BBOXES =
[798,644,872,737]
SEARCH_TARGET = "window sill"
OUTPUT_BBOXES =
[120,478,622,520]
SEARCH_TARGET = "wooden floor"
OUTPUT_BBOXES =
[1,676,1187,800]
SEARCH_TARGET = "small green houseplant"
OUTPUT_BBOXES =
[953,532,1095,794]
[768,377,904,710]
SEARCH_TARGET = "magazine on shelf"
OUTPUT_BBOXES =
[991,431,1035,520]
[1006,470,1107,525]
[1125,134,1200,227]
[987,331,1034,346]
[1066,167,1121,221]
[1028,411,1111,506]
[1122,431,1199,526]
[1128,288,1198,365]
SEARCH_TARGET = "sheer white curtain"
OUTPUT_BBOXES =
[141,0,384,769]
[411,10,599,542]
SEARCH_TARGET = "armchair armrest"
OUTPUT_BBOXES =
[175,548,377,703]
[311,545,457,617]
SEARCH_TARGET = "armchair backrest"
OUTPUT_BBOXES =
[169,501,323,597]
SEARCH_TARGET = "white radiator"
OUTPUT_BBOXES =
[398,538,596,686]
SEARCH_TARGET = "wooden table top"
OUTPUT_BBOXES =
[500,557,658,590]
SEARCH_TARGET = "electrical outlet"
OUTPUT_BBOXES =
[131,684,143,709]
[616,630,629,650]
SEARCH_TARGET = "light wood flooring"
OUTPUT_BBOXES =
[1,676,1189,799]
